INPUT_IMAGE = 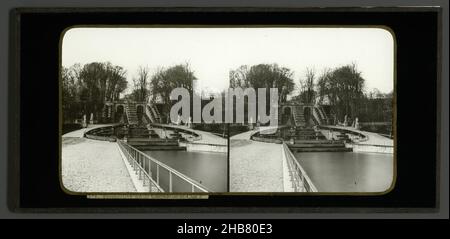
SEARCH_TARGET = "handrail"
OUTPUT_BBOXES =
[117,140,211,193]
[282,142,318,192]
[119,141,164,192]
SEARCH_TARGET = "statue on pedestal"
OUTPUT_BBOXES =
[89,113,94,125]
[187,116,192,128]
[355,117,360,130]
[176,113,182,125]
[82,114,87,128]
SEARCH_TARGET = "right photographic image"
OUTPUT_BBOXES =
[229,27,395,193]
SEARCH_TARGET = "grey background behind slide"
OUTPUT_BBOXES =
[0,0,447,219]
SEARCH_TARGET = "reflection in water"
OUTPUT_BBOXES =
[294,152,394,192]
[143,151,227,192]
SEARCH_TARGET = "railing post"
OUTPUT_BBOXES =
[143,157,146,174]
[149,179,153,192]
[148,158,152,178]
[135,152,139,171]
[169,172,173,192]
[138,165,142,180]
[131,150,134,169]
[156,165,160,185]
[138,153,141,167]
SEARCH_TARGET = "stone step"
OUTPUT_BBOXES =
[128,141,180,147]
[294,136,327,140]
[292,139,345,144]
[133,145,187,151]
[289,143,345,148]
[295,131,317,135]
[289,147,352,152]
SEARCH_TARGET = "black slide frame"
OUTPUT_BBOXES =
[8,7,441,212]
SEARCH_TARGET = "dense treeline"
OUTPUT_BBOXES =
[62,62,196,123]
[233,63,392,124]
[62,62,128,123]
[316,64,365,122]
[62,61,392,126]
[315,64,392,123]
[229,64,295,103]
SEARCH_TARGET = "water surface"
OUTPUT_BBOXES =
[294,152,394,192]
[144,151,227,192]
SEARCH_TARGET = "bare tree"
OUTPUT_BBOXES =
[132,66,150,102]
[299,67,316,104]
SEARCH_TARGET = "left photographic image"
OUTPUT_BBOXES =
[60,28,228,193]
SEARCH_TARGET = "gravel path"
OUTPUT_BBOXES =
[230,138,284,192]
[62,138,137,193]
[62,124,113,138]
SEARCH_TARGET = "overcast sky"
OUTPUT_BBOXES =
[62,27,394,95]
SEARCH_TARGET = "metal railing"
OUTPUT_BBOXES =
[117,140,210,193]
[282,142,318,192]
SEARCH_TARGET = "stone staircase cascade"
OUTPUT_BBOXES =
[294,128,325,140]
[292,106,306,127]
[145,102,161,124]
[127,138,186,151]
[317,106,329,124]
[145,105,155,123]
[287,128,351,152]
[126,124,186,151]
[140,114,148,125]
[320,107,333,125]
[333,132,351,143]
[312,107,323,125]
[151,105,161,123]
[125,102,139,125]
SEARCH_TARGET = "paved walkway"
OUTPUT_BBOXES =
[62,124,112,138]
[230,127,284,192]
[62,125,136,193]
